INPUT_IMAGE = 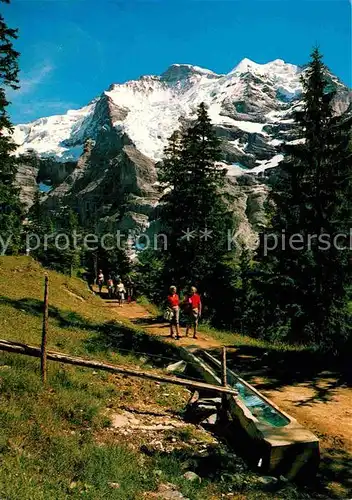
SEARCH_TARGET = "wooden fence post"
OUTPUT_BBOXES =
[221,346,228,416]
[221,346,227,388]
[93,252,98,285]
[41,274,49,383]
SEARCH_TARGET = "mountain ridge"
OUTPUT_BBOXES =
[13,57,349,165]
[13,57,351,245]
[13,57,303,161]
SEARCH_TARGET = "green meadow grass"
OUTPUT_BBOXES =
[0,257,197,499]
[0,257,316,499]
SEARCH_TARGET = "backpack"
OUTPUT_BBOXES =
[164,308,174,322]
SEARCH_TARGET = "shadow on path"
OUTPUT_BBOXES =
[205,343,351,405]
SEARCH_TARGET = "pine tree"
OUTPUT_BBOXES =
[29,190,46,229]
[84,244,132,286]
[158,130,183,186]
[136,248,165,303]
[26,188,54,262]
[158,102,235,295]
[0,0,22,254]
[27,200,83,276]
[55,206,82,276]
[255,49,352,349]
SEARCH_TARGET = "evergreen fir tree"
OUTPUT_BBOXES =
[136,248,165,303]
[237,246,254,333]
[84,244,132,286]
[54,206,82,276]
[0,0,23,253]
[29,189,47,231]
[26,189,54,263]
[158,102,235,296]
[28,200,83,276]
[255,49,352,349]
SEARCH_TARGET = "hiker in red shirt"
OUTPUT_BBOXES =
[167,286,181,340]
[184,286,202,339]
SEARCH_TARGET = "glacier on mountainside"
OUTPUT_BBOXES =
[13,57,351,244]
[13,58,307,165]
[13,57,350,178]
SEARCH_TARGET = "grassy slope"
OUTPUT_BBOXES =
[0,257,204,499]
[0,256,133,359]
[0,257,316,500]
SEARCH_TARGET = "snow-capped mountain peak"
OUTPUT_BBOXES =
[231,57,299,76]
[231,57,261,74]
[12,57,350,166]
[13,102,96,161]
[161,63,219,83]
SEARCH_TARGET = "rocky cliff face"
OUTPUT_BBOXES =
[15,164,39,210]
[12,58,351,243]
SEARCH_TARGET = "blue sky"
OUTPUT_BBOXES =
[4,0,351,124]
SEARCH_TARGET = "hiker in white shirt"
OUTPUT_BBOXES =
[116,280,126,307]
[97,270,104,294]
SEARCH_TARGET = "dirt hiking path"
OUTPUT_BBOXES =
[109,300,221,349]
[108,299,352,498]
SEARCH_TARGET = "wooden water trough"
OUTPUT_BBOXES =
[180,347,320,480]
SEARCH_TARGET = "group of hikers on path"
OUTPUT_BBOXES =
[97,270,135,306]
[166,286,202,340]
[94,270,201,337]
